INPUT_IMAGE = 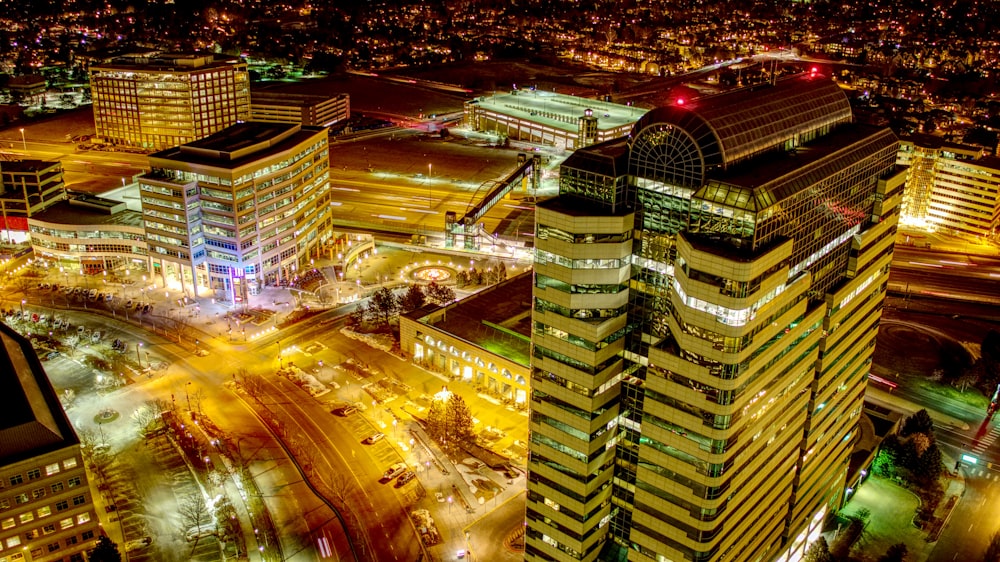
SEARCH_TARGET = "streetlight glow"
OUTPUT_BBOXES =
[18,128,26,152]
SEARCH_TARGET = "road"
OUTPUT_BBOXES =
[13,285,422,562]
[889,247,1000,304]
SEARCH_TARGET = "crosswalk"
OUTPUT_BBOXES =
[963,424,1000,479]
[970,424,1000,455]
[964,467,1000,480]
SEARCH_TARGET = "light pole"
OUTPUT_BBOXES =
[19,299,25,318]
[18,128,26,152]
[276,340,282,369]
[136,342,143,367]
[427,163,432,208]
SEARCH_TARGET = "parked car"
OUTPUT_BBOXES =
[393,470,416,488]
[362,433,385,445]
[381,463,407,483]
[331,405,357,417]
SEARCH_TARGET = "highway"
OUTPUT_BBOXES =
[889,246,1000,304]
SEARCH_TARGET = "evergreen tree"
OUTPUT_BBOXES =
[89,536,122,562]
[398,284,426,312]
[877,542,908,562]
[900,409,934,437]
[426,398,446,442]
[446,394,476,445]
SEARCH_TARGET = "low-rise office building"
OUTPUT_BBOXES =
[0,161,67,245]
[28,193,148,278]
[464,90,646,150]
[0,322,100,562]
[399,272,531,407]
[250,92,350,127]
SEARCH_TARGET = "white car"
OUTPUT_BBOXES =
[362,433,385,445]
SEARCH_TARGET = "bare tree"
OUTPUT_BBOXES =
[236,368,266,401]
[131,399,169,436]
[177,491,213,553]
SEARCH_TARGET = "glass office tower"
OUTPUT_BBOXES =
[528,73,906,562]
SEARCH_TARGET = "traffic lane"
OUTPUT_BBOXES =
[260,374,420,562]
[465,490,526,562]
[888,269,1000,302]
[927,468,1000,562]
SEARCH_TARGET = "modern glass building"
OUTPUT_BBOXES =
[90,52,250,151]
[527,73,906,562]
[140,122,331,302]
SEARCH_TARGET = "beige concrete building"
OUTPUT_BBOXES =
[89,51,250,150]
[0,322,99,562]
[399,272,531,407]
[250,91,350,127]
[897,134,1000,240]
[528,73,904,562]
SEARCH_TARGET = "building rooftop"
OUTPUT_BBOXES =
[559,137,630,178]
[630,72,853,169]
[898,133,983,155]
[30,196,142,228]
[148,122,326,170]
[468,89,647,133]
[91,51,245,72]
[422,272,533,367]
[250,91,347,106]
[537,192,634,218]
[0,322,78,466]
[0,160,61,174]
[695,123,898,212]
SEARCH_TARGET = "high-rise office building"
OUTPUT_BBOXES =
[141,122,330,302]
[527,73,905,562]
[90,51,250,151]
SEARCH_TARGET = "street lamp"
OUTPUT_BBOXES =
[18,128,26,152]
[19,299,25,317]
[427,163,432,208]
[136,342,143,367]
[276,340,282,369]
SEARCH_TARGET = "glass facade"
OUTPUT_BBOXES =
[528,74,905,562]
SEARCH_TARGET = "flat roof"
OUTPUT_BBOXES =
[91,51,244,72]
[424,272,533,367]
[149,122,326,170]
[30,199,143,228]
[537,192,633,218]
[250,91,347,106]
[469,89,647,133]
[0,322,78,465]
[1,160,60,174]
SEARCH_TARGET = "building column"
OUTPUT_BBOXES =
[190,264,199,299]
